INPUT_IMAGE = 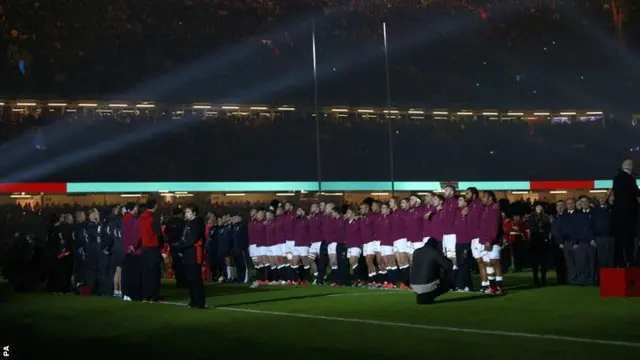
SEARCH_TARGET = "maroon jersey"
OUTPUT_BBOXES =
[467,198,484,240]
[369,212,381,240]
[442,197,458,235]
[345,218,362,248]
[321,213,333,241]
[360,213,375,244]
[430,208,445,241]
[282,211,296,240]
[422,204,436,238]
[264,221,277,247]
[294,217,310,245]
[375,214,393,246]
[454,208,471,244]
[480,202,502,245]
[274,216,287,244]
[332,217,345,244]
[307,213,323,242]
[390,209,407,240]
[249,219,266,246]
[406,207,424,242]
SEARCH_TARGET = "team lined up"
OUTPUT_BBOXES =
[247,186,505,294]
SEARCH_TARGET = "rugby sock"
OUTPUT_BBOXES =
[255,266,262,281]
[283,266,289,281]
[387,268,397,286]
[352,264,360,281]
[496,276,503,287]
[400,266,410,286]
[287,265,295,281]
[368,272,377,282]
[303,266,310,282]
[226,266,233,280]
[290,265,299,281]
[402,266,411,286]
[267,267,274,281]
[377,271,386,284]
[330,265,338,283]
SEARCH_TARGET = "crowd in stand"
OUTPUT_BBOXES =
[1,1,638,108]
[0,107,638,183]
[1,1,639,184]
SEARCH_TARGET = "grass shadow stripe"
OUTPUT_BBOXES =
[215,307,640,348]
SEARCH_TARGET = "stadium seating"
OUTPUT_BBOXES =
[1,1,639,182]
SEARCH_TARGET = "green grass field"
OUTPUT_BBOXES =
[1,273,639,359]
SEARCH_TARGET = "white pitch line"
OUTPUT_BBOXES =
[149,300,640,348]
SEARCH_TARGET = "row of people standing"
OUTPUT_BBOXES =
[45,200,208,308]
[121,200,208,308]
[163,210,249,287]
[46,208,123,296]
[246,187,504,294]
[550,195,615,286]
[205,214,249,284]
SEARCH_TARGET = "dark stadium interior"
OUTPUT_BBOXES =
[2,1,640,183]
[0,106,637,182]
[2,2,640,360]
[2,1,639,108]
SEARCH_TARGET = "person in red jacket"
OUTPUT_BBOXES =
[139,199,162,302]
[510,214,528,272]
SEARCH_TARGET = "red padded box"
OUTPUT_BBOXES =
[77,285,93,296]
[599,268,640,297]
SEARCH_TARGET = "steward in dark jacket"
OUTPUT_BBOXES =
[72,213,89,285]
[165,209,187,288]
[172,205,206,309]
[49,215,75,293]
[232,216,249,283]
[85,214,103,295]
[529,210,551,285]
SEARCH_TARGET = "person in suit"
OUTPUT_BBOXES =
[410,238,454,305]
[593,195,615,270]
[572,197,596,286]
[550,201,569,284]
[611,159,640,267]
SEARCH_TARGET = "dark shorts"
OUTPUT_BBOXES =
[111,249,125,268]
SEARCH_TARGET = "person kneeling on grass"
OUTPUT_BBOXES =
[171,204,207,309]
[410,238,454,305]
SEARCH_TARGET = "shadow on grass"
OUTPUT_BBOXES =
[160,283,286,301]
[436,293,504,304]
[217,292,338,307]
[433,281,556,305]
[506,282,560,294]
